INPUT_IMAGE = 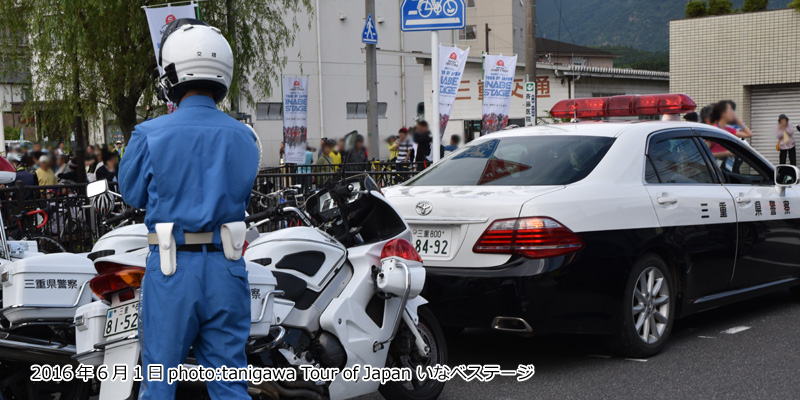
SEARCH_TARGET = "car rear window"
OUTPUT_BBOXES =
[406,136,615,186]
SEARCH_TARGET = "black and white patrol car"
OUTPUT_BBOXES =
[383,94,800,357]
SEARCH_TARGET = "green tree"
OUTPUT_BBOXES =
[0,0,311,145]
[685,1,708,18]
[708,0,733,15]
[4,126,20,141]
[790,0,800,12]
[742,0,769,11]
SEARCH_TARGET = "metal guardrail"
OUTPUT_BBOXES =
[252,161,424,199]
[0,161,424,252]
[0,182,96,253]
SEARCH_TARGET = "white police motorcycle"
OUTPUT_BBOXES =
[241,173,447,400]
[75,172,447,398]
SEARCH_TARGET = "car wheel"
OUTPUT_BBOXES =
[605,254,675,358]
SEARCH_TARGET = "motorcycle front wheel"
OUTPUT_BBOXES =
[379,306,448,400]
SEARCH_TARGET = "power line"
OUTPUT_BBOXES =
[558,2,576,43]
[554,0,561,56]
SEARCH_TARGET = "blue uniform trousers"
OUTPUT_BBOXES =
[138,248,251,399]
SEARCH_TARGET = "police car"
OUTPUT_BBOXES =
[383,94,800,357]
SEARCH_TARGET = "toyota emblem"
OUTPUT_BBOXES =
[415,201,432,216]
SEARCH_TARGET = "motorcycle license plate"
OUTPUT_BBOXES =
[104,301,139,337]
[411,226,452,256]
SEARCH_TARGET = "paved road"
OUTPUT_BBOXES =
[366,290,800,400]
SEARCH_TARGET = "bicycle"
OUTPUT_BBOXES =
[417,0,458,18]
[6,208,67,253]
[249,187,308,232]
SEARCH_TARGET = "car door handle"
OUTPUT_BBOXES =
[657,196,677,205]
[735,197,751,204]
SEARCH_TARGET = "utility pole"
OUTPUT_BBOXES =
[484,23,491,54]
[524,0,537,125]
[365,0,380,159]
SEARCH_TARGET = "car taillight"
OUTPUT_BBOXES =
[381,238,423,263]
[473,217,583,259]
[89,268,145,302]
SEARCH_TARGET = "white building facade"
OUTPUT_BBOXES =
[242,1,453,166]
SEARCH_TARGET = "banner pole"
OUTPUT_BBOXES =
[431,31,440,163]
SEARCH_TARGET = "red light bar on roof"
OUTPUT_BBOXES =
[550,94,696,119]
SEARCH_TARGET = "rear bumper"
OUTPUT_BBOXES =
[421,253,631,335]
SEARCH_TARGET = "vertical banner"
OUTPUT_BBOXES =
[481,54,518,135]
[438,45,470,136]
[144,3,198,72]
[282,76,309,165]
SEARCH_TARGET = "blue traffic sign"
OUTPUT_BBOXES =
[362,14,378,44]
[401,0,465,31]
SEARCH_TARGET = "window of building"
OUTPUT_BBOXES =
[459,25,477,41]
[467,0,476,7]
[256,102,283,120]
[346,102,388,119]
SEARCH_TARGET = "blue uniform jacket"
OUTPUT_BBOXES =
[119,95,259,246]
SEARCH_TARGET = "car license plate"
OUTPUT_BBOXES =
[104,301,139,337]
[411,227,452,256]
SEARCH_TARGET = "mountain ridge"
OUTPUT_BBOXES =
[537,0,785,52]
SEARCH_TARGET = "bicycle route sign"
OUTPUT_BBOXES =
[401,0,465,31]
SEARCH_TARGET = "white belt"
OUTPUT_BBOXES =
[147,232,213,245]
[149,222,247,277]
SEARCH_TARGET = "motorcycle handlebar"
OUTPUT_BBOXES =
[104,209,141,225]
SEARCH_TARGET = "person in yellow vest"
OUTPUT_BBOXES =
[387,135,399,161]
[115,140,125,157]
[330,138,343,167]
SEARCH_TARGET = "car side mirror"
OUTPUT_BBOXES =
[775,165,800,196]
[86,179,109,198]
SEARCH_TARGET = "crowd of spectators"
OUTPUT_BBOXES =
[4,139,125,197]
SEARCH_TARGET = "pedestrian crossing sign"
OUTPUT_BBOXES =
[362,14,378,44]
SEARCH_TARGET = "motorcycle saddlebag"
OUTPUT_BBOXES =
[73,300,110,366]
[246,262,277,337]
[1,253,96,325]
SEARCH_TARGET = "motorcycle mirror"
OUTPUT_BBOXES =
[343,130,359,154]
[0,171,15,185]
[86,180,109,198]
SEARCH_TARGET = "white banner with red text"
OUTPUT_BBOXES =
[481,54,518,135]
[282,76,309,164]
[437,45,470,137]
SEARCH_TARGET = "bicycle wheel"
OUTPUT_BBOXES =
[30,235,68,254]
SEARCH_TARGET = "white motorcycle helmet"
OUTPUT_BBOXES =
[157,18,233,105]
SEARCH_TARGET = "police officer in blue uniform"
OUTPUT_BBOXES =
[119,19,258,399]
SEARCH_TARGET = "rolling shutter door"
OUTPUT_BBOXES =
[750,84,800,166]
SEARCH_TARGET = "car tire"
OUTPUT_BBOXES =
[605,254,675,358]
